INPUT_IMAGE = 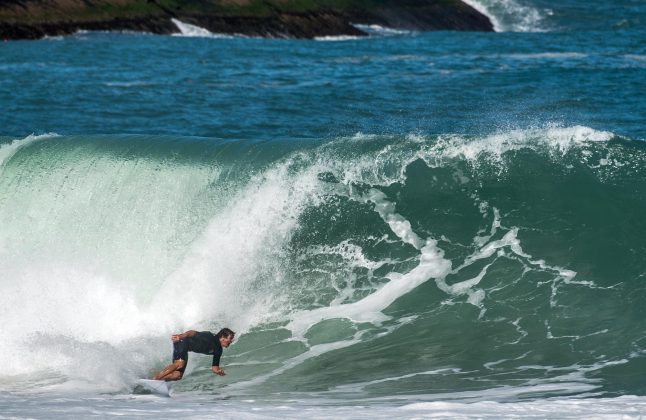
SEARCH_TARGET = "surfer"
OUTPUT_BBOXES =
[154,328,235,381]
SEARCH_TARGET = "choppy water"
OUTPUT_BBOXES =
[1,0,645,418]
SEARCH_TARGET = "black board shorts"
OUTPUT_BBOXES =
[172,340,190,373]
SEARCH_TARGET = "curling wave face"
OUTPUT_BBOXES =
[1,126,645,398]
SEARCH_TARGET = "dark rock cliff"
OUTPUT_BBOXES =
[0,0,494,40]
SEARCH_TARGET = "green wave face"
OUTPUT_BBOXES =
[1,128,645,398]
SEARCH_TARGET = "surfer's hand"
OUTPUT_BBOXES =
[171,334,181,342]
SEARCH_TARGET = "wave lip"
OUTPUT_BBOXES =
[0,133,58,168]
[420,125,616,172]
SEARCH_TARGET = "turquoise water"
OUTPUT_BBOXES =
[1,1,645,417]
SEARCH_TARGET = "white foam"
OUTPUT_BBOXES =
[279,127,606,341]
[352,24,412,36]
[506,52,588,60]
[331,367,463,393]
[625,54,646,62]
[462,0,547,32]
[314,35,362,42]
[305,240,390,306]
[0,133,57,168]
[0,258,188,385]
[171,18,233,38]
[227,336,363,390]
[434,221,519,310]
[286,188,452,338]
[462,0,504,32]
[400,396,646,418]
[308,240,387,272]
[420,125,615,172]
[4,391,644,419]
[367,189,425,249]
[432,195,593,314]
[150,158,330,333]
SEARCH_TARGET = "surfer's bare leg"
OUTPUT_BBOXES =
[154,359,185,381]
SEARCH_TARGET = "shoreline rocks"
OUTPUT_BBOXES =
[0,0,493,41]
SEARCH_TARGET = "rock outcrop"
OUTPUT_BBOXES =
[0,0,494,40]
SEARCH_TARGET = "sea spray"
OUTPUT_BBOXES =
[462,0,548,32]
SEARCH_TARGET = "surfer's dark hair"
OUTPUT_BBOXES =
[216,328,235,339]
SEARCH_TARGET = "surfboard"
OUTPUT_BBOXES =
[135,379,172,397]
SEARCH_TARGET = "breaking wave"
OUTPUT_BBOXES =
[1,126,645,398]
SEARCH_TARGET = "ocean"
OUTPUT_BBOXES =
[1,0,645,418]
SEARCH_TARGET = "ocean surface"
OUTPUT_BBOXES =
[1,0,645,418]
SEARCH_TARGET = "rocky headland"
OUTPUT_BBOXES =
[0,0,494,40]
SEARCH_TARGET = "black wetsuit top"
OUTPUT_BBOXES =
[174,331,223,367]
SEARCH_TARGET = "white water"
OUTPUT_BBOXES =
[0,133,56,168]
[171,18,233,38]
[2,392,646,419]
[462,0,548,32]
[315,35,363,42]
[0,137,321,387]
[284,188,452,338]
